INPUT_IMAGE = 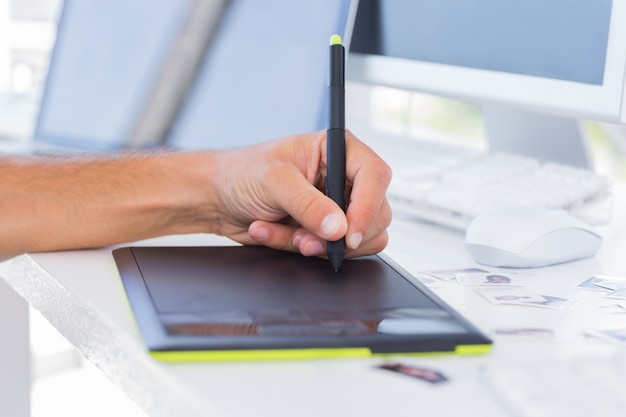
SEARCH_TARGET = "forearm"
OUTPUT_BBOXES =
[0,151,221,258]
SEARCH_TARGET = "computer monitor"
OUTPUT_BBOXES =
[348,0,626,168]
[34,0,193,151]
[34,0,358,152]
[167,0,357,149]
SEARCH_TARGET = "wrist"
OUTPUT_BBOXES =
[164,150,224,236]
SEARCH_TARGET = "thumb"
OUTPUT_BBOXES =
[271,167,347,241]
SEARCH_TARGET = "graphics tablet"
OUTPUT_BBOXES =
[113,246,492,361]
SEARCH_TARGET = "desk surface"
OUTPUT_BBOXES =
[2,189,626,417]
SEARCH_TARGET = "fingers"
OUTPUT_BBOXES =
[244,130,392,259]
[248,221,325,256]
[343,132,393,250]
[249,218,389,259]
[265,161,348,242]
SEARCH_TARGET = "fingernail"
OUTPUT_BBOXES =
[303,240,324,256]
[320,213,341,238]
[348,233,363,249]
[250,226,268,241]
[293,234,304,248]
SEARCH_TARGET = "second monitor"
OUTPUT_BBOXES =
[34,0,358,152]
[348,0,626,168]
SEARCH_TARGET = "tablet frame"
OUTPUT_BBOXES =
[113,246,492,362]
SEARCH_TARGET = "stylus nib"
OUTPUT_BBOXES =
[329,252,344,271]
[328,238,345,271]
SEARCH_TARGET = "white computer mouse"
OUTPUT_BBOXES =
[465,206,602,268]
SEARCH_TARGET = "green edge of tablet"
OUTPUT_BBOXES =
[150,344,492,362]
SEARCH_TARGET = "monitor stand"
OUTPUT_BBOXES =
[481,105,592,169]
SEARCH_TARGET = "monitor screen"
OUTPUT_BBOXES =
[349,0,626,124]
[379,2,610,86]
[167,0,356,149]
[34,0,192,151]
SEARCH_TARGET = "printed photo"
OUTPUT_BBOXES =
[456,272,526,287]
[377,362,449,384]
[422,268,489,282]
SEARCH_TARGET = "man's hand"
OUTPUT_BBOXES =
[212,130,392,258]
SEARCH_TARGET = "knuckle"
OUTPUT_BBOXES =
[372,231,390,253]
[377,159,393,186]
[367,230,389,253]
[380,200,393,229]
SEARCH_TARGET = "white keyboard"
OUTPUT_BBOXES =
[366,135,611,230]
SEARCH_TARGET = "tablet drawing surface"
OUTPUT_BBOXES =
[113,246,491,361]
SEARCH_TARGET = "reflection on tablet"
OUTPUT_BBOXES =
[161,307,461,337]
[377,318,466,335]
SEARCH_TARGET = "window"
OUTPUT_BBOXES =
[0,0,60,140]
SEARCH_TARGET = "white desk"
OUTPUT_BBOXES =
[2,188,626,417]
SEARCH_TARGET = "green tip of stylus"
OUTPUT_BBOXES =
[330,34,343,46]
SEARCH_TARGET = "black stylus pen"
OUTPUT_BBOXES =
[326,34,346,271]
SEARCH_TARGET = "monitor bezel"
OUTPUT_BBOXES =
[347,0,626,124]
